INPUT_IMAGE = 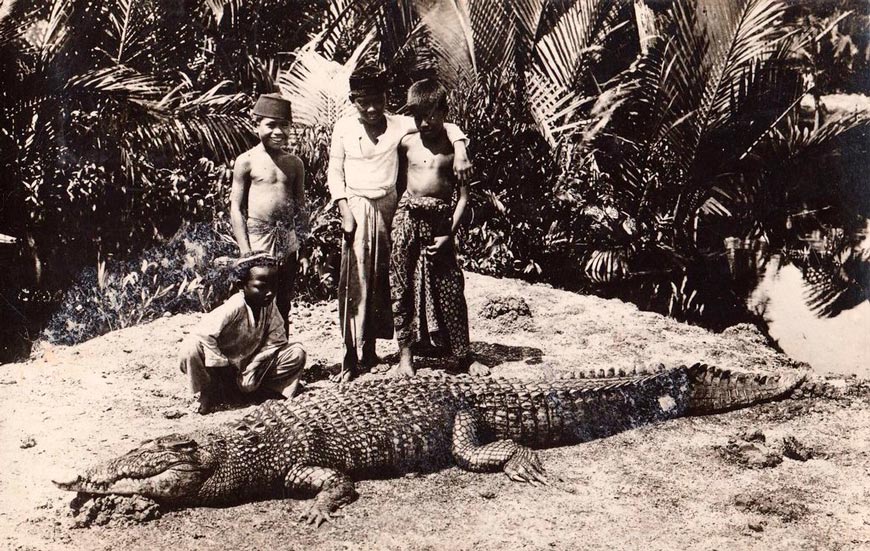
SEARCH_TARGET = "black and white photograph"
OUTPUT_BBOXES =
[1,0,868,549]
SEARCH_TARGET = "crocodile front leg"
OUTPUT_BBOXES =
[451,410,548,485]
[284,465,358,526]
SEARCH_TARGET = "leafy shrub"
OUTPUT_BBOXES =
[42,220,238,345]
[288,125,343,300]
[449,72,591,287]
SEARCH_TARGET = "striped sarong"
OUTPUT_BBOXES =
[339,191,398,352]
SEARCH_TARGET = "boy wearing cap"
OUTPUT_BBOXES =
[230,93,306,335]
[390,78,488,377]
[327,66,472,382]
[179,254,307,414]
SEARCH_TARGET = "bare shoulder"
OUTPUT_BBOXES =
[234,148,254,170]
[275,151,304,171]
[400,132,422,149]
[287,153,304,168]
[232,150,255,185]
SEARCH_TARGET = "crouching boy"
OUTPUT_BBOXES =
[179,253,306,414]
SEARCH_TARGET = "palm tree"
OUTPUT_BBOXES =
[0,0,266,285]
[278,0,629,144]
[569,0,870,320]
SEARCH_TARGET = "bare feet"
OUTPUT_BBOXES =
[390,346,415,377]
[330,367,357,384]
[330,349,358,383]
[388,363,416,378]
[458,355,489,377]
[360,341,381,369]
[467,361,490,377]
[195,390,217,415]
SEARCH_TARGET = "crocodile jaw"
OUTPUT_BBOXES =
[53,434,215,502]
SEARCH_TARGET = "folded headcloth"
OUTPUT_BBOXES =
[349,66,387,96]
[214,251,279,271]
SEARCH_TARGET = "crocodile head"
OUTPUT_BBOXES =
[53,434,216,503]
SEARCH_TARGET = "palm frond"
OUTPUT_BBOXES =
[532,0,620,90]
[29,0,73,64]
[278,33,373,127]
[466,0,517,72]
[66,65,169,104]
[414,0,476,81]
[317,0,383,59]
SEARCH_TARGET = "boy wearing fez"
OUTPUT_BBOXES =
[230,93,306,336]
[327,66,472,382]
[179,254,307,415]
[390,79,487,377]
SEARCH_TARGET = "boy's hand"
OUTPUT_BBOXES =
[341,211,356,238]
[453,154,473,184]
[425,235,451,257]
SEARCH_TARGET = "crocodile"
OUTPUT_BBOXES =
[54,363,805,525]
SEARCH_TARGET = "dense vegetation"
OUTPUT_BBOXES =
[1,0,868,357]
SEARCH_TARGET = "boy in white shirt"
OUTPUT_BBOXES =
[326,66,472,381]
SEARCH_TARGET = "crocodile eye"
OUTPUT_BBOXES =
[169,440,198,452]
[159,435,198,451]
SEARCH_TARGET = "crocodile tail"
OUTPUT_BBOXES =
[685,363,808,414]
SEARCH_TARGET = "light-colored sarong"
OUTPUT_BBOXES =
[339,190,398,351]
[247,217,299,260]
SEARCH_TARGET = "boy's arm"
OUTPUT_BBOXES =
[326,121,356,236]
[443,123,472,185]
[246,304,287,372]
[396,137,409,198]
[230,153,252,255]
[450,182,470,236]
[194,304,233,368]
[425,182,469,257]
[291,155,308,246]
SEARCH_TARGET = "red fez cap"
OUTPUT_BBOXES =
[252,93,292,121]
[349,66,387,95]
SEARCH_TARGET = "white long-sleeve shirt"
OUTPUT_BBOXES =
[327,114,466,204]
[194,291,286,371]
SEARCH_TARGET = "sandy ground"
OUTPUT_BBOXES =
[1,273,868,550]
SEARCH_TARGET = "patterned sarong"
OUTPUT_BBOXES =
[339,191,397,351]
[389,193,469,356]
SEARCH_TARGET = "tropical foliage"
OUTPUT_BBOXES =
[2,0,868,354]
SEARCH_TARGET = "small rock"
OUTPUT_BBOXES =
[122,349,132,354]
[142,373,151,380]
[479,490,497,499]
[163,409,185,419]
[479,295,532,320]
[748,523,764,532]
[741,428,766,443]
[781,435,813,461]
[162,311,171,317]
[20,437,36,449]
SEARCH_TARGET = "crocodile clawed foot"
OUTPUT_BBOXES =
[299,504,339,527]
[504,446,548,486]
